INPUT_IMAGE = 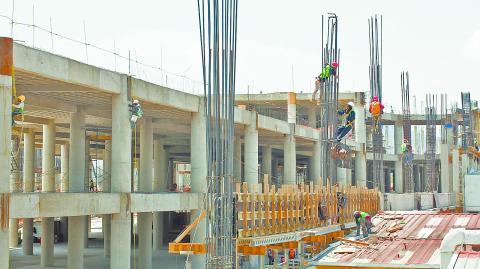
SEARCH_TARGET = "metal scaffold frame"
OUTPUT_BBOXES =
[197,0,239,267]
[368,15,384,192]
[401,71,414,193]
[424,94,437,192]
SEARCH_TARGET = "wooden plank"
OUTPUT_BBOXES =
[173,210,206,243]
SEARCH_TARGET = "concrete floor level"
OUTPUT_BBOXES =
[9,241,186,269]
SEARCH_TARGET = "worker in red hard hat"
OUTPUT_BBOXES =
[331,61,339,76]
[354,211,372,238]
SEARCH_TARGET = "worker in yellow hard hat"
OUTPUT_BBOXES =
[12,95,25,125]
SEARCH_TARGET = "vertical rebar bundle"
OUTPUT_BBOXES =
[319,14,340,184]
[400,71,414,193]
[424,94,437,192]
[440,94,448,144]
[196,0,238,267]
[368,15,384,192]
[461,92,473,150]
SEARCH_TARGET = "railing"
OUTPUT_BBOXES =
[235,181,380,239]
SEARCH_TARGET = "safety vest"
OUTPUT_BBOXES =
[371,101,381,116]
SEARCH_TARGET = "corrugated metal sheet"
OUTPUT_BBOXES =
[317,212,480,267]
[451,252,480,269]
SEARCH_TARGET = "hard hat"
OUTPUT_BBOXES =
[373,96,379,101]
[331,61,339,68]
[133,99,139,104]
[347,101,355,107]
[18,95,25,102]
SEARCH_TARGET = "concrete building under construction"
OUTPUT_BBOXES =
[1,6,480,269]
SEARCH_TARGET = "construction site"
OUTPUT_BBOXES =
[1,1,480,269]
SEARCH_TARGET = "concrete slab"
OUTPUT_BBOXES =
[9,240,186,269]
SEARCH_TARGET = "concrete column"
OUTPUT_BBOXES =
[103,140,112,257]
[244,113,259,191]
[60,143,69,243]
[23,130,35,255]
[394,123,403,155]
[234,136,242,182]
[0,36,12,269]
[41,120,56,267]
[153,139,168,250]
[283,134,296,184]
[262,145,272,184]
[272,158,279,186]
[67,108,86,269]
[308,107,317,128]
[337,167,347,187]
[9,138,20,248]
[190,103,207,268]
[139,118,153,269]
[355,146,367,187]
[354,103,366,144]
[312,141,321,185]
[440,144,450,193]
[452,149,460,194]
[287,92,297,124]
[61,144,69,192]
[110,78,132,269]
[461,154,469,192]
[394,160,403,193]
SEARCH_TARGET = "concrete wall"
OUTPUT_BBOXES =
[465,175,480,212]
[384,193,416,211]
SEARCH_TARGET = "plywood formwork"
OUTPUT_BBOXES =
[235,181,380,241]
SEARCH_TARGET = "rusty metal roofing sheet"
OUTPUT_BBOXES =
[317,212,480,267]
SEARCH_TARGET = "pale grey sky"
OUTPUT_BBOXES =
[1,0,479,111]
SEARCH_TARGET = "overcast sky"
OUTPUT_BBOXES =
[1,0,479,111]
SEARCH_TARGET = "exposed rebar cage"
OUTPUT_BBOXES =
[424,94,437,192]
[461,92,474,150]
[318,14,340,184]
[196,0,238,267]
[368,15,384,192]
[400,71,414,193]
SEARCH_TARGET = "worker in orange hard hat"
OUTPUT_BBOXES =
[12,95,25,125]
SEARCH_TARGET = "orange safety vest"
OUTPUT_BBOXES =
[371,101,382,116]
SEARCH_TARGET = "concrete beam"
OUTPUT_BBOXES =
[132,79,200,112]
[10,192,203,219]
[14,43,123,94]
[130,193,202,213]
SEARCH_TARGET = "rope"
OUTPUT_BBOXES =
[132,107,137,269]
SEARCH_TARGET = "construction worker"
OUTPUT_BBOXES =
[267,248,274,265]
[129,99,143,127]
[401,138,411,153]
[331,61,339,76]
[12,95,25,125]
[353,211,371,238]
[369,96,384,132]
[335,102,355,142]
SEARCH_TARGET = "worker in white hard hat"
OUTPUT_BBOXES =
[129,99,143,127]
[335,101,355,142]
